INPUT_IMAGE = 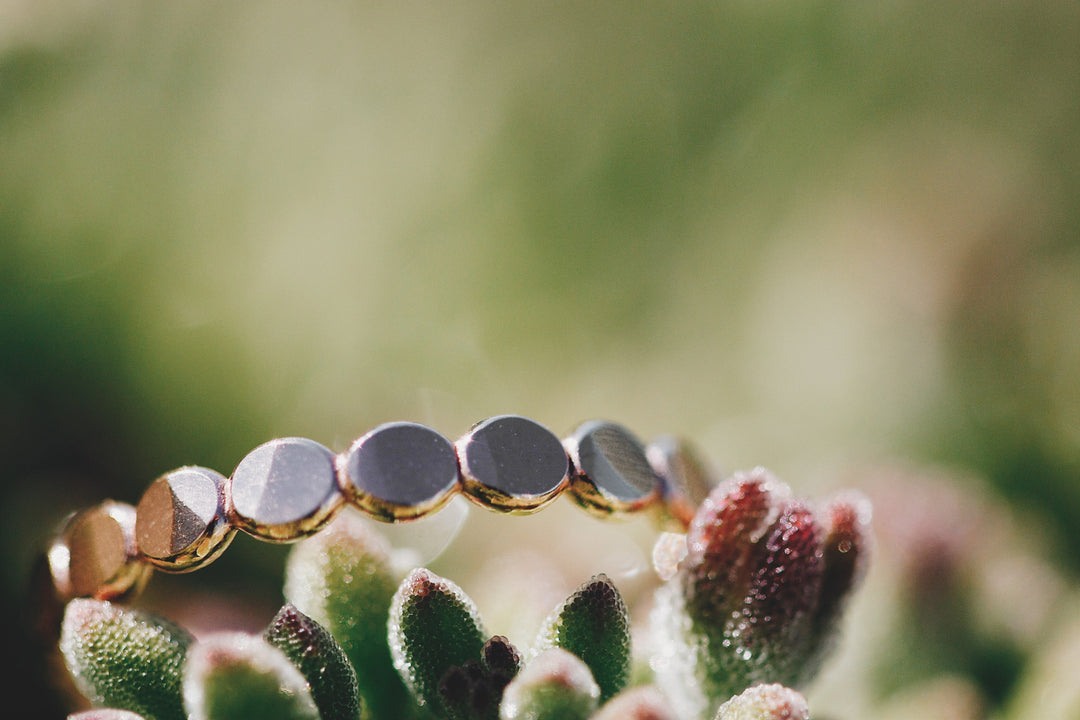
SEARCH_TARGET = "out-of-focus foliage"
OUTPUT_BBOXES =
[5,2,1079,718]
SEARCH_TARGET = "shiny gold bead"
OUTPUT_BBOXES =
[339,421,461,522]
[229,437,344,542]
[48,501,151,602]
[645,435,717,530]
[136,466,236,572]
[456,414,570,514]
[565,420,662,517]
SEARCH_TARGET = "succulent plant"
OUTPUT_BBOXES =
[56,466,871,720]
[649,468,871,720]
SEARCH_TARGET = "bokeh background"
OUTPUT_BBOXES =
[3,3,1078,719]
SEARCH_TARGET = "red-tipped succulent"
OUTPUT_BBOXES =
[650,467,871,720]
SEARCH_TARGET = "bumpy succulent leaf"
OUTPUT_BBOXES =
[388,568,487,717]
[800,492,871,683]
[532,574,631,702]
[712,683,809,720]
[437,636,522,720]
[649,579,708,720]
[437,661,487,720]
[682,470,781,632]
[182,632,319,720]
[736,502,825,685]
[284,510,411,719]
[67,710,149,720]
[590,685,678,720]
[650,471,784,719]
[498,648,600,720]
[60,599,193,720]
[481,635,523,682]
[650,469,871,720]
[455,635,526,720]
[264,603,366,720]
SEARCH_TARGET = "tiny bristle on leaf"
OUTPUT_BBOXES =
[264,603,366,720]
[533,574,631,702]
[183,632,319,720]
[388,568,487,714]
[499,648,600,720]
[60,599,193,720]
[283,511,410,719]
[712,683,809,720]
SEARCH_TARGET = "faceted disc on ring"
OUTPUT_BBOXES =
[566,420,662,516]
[136,466,236,571]
[340,421,460,522]
[51,501,150,602]
[645,435,716,530]
[230,437,343,541]
[456,414,570,513]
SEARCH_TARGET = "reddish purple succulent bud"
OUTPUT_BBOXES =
[650,468,871,719]
[801,493,871,679]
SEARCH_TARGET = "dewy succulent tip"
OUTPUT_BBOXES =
[532,573,632,702]
[650,468,871,719]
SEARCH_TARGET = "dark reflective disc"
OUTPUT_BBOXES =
[229,437,343,542]
[456,415,570,513]
[567,420,661,516]
[340,421,460,522]
[645,435,717,530]
[136,466,236,572]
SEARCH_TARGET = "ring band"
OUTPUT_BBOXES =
[42,416,715,606]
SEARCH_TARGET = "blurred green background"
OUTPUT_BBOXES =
[3,3,1078,719]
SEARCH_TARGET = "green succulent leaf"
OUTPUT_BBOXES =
[284,510,411,719]
[532,574,631,702]
[498,648,599,720]
[60,599,193,720]
[264,603,367,720]
[182,632,319,720]
[712,683,809,720]
[388,568,487,717]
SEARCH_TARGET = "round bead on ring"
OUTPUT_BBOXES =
[338,421,461,522]
[565,420,662,517]
[645,434,717,530]
[456,415,570,514]
[229,437,344,542]
[135,466,236,572]
[48,501,150,603]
